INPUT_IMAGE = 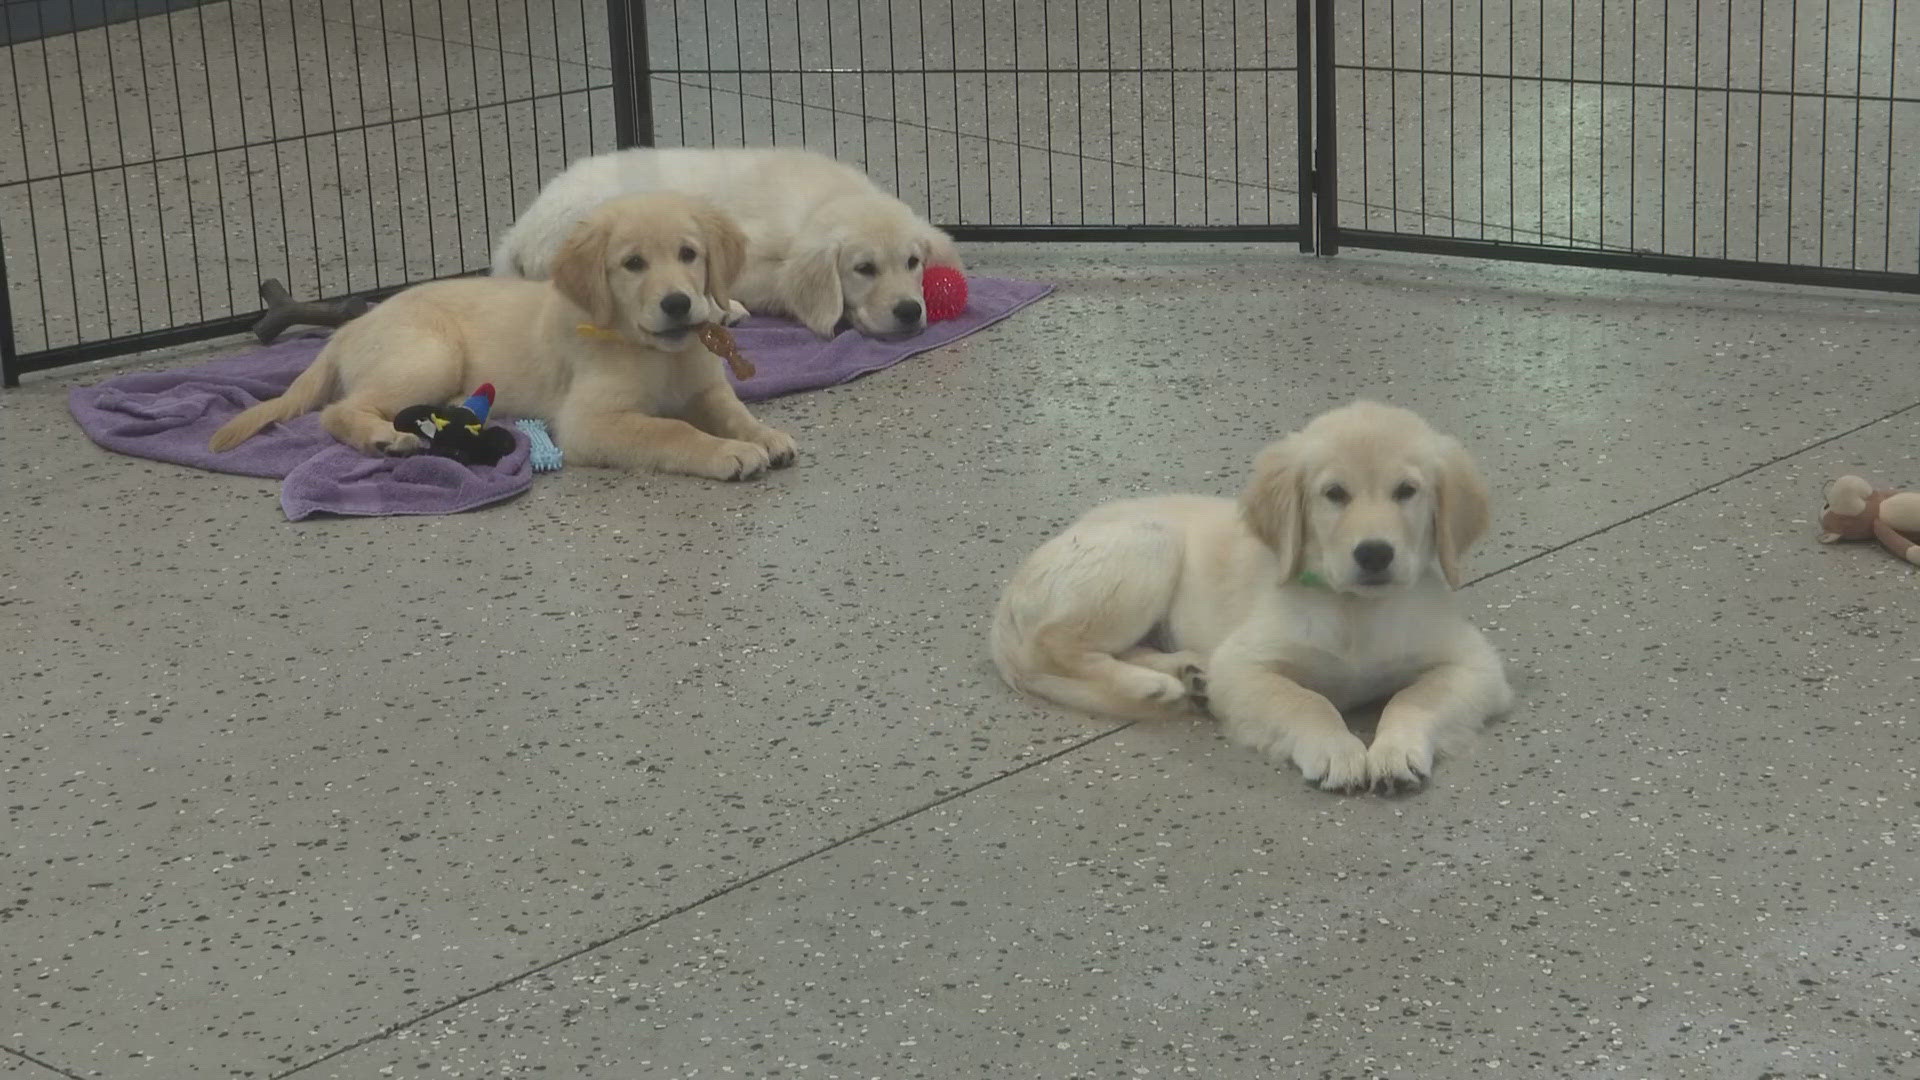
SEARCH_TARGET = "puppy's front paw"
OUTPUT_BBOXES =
[700,439,771,481]
[1292,729,1371,794]
[750,427,797,469]
[1367,735,1434,795]
[720,298,750,326]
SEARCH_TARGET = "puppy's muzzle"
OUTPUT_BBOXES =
[891,298,925,333]
[1352,539,1395,585]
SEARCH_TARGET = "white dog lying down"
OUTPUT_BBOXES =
[991,401,1514,793]
[211,193,795,481]
[491,147,962,339]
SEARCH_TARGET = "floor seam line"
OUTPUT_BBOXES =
[1,1044,87,1080]
[271,722,1136,1078]
[176,413,1920,1076]
[1461,401,1920,588]
[313,15,611,74]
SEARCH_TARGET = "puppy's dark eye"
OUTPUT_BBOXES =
[907,255,920,269]
[854,262,878,277]
[1393,481,1418,502]
[678,245,698,263]
[1324,484,1350,505]
[621,254,646,273]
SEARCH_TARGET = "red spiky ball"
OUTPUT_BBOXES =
[922,265,968,322]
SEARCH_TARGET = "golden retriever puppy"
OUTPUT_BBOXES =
[490,147,961,338]
[209,193,796,481]
[991,402,1513,793]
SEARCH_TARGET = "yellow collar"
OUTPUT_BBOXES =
[575,323,627,344]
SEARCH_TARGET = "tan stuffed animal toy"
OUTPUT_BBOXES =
[1819,475,1920,565]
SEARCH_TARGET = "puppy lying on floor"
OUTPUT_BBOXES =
[490,147,962,339]
[991,401,1513,793]
[210,193,795,481]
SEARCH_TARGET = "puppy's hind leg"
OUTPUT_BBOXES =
[991,519,1196,722]
[320,330,468,456]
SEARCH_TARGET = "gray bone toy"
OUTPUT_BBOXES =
[252,279,370,344]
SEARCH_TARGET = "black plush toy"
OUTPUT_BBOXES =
[393,383,517,467]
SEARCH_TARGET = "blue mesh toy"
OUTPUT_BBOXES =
[514,419,564,473]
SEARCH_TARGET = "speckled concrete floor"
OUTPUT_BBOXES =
[4,242,1919,1078]
[7,0,1920,1075]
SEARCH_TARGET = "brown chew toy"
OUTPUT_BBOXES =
[698,324,754,380]
[1819,475,1920,566]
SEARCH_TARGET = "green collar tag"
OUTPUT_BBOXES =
[1294,570,1330,589]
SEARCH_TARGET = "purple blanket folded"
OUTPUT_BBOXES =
[67,339,537,521]
[721,276,1052,400]
[67,276,1052,520]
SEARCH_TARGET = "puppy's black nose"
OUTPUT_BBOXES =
[660,291,692,318]
[1353,540,1395,573]
[893,298,923,325]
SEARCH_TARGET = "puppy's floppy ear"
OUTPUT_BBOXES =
[778,239,844,338]
[1241,434,1308,580]
[1431,435,1492,590]
[922,224,963,270]
[551,215,615,328]
[691,199,748,311]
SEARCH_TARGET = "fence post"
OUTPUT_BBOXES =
[1311,0,1339,254]
[607,0,655,148]
[1293,0,1314,252]
[0,221,17,388]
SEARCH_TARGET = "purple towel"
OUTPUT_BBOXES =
[278,432,533,522]
[67,276,1052,520]
[725,275,1053,400]
[68,339,347,479]
[66,337,537,521]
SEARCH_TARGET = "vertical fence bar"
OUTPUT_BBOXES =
[1295,0,1315,249]
[0,224,17,387]
[608,0,654,148]
[1265,0,1275,226]
[1886,0,1899,272]
[1312,0,1338,252]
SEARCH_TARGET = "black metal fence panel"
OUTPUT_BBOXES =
[4,1,1913,385]
[637,0,1309,242]
[1,0,619,383]
[1318,0,1920,292]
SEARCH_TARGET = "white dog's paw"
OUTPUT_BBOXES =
[1112,665,1188,709]
[1178,663,1209,713]
[750,427,797,469]
[1367,735,1435,795]
[720,298,750,326]
[371,431,425,457]
[1142,673,1189,706]
[1291,729,1371,793]
[698,439,771,482]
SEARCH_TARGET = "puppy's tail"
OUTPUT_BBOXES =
[208,350,337,452]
